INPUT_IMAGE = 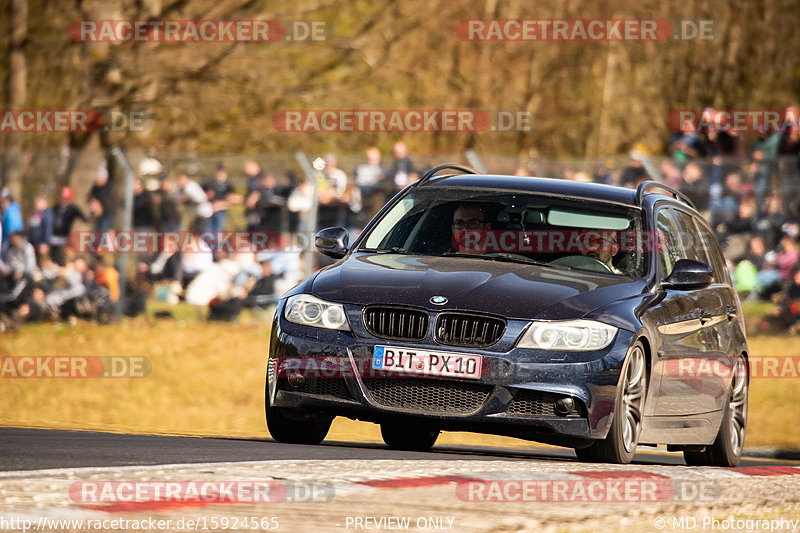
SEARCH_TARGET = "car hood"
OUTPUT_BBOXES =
[311,253,646,321]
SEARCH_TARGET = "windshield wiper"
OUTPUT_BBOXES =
[442,251,551,266]
[361,246,413,254]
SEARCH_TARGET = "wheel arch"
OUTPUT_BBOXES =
[631,330,653,391]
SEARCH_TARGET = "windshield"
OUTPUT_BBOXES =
[359,187,646,277]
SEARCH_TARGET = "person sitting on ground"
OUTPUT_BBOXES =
[45,256,90,320]
[91,255,119,324]
[0,231,36,326]
[758,267,800,335]
[208,259,278,322]
[1,231,37,281]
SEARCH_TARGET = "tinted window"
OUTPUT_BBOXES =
[696,220,729,284]
[655,209,682,278]
[673,209,725,284]
[672,209,707,263]
[359,187,645,276]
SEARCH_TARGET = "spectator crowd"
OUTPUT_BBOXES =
[2,122,800,334]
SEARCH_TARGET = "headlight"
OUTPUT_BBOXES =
[285,294,350,331]
[517,319,617,351]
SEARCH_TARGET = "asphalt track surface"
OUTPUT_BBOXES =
[1,427,796,472]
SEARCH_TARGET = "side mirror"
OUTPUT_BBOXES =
[315,227,349,259]
[663,259,713,290]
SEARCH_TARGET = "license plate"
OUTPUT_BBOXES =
[372,346,483,380]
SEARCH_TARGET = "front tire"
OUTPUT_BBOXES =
[575,342,647,464]
[380,422,439,451]
[684,355,748,467]
[265,394,332,445]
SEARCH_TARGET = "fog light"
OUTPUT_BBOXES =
[287,372,305,388]
[554,397,575,416]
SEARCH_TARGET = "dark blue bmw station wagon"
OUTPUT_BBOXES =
[266,164,749,466]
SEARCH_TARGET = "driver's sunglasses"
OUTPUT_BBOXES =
[452,219,486,230]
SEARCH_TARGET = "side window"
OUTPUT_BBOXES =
[697,221,729,284]
[672,210,707,264]
[655,209,682,278]
[673,209,725,284]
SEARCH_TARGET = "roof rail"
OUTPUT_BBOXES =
[414,163,482,187]
[635,180,696,209]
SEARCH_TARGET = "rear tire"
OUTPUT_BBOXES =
[380,423,439,451]
[574,342,647,464]
[684,355,748,467]
[265,394,332,445]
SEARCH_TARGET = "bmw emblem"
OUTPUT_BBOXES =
[430,296,448,305]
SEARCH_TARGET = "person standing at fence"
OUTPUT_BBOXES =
[389,142,417,192]
[177,171,212,231]
[318,154,351,229]
[204,162,237,234]
[51,187,85,266]
[246,172,288,234]
[154,176,182,233]
[1,189,23,245]
[354,147,388,222]
[88,165,117,233]
[132,178,156,233]
[28,195,54,255]
[243,160,263,196]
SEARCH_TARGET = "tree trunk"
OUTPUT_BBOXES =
[3,0,27,200]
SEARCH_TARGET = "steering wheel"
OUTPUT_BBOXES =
[549,254,614,274]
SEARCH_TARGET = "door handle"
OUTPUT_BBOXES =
[727,307,738,320]
[698,311,712,325]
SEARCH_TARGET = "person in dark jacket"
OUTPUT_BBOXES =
[132,178,156,231]
[389,141,417,191]
[51,187,86,266]
[153,176,182,233]
[28,195,54,252]
[88,165,116,232]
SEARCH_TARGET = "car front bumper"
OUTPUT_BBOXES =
[267,302,636,446]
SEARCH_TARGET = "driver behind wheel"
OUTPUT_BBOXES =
[579,229,623,274]
[451,203,491,253]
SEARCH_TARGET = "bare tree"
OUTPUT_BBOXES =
[3,0,27,199]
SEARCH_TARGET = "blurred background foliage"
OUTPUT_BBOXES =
[1,0,799,159]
